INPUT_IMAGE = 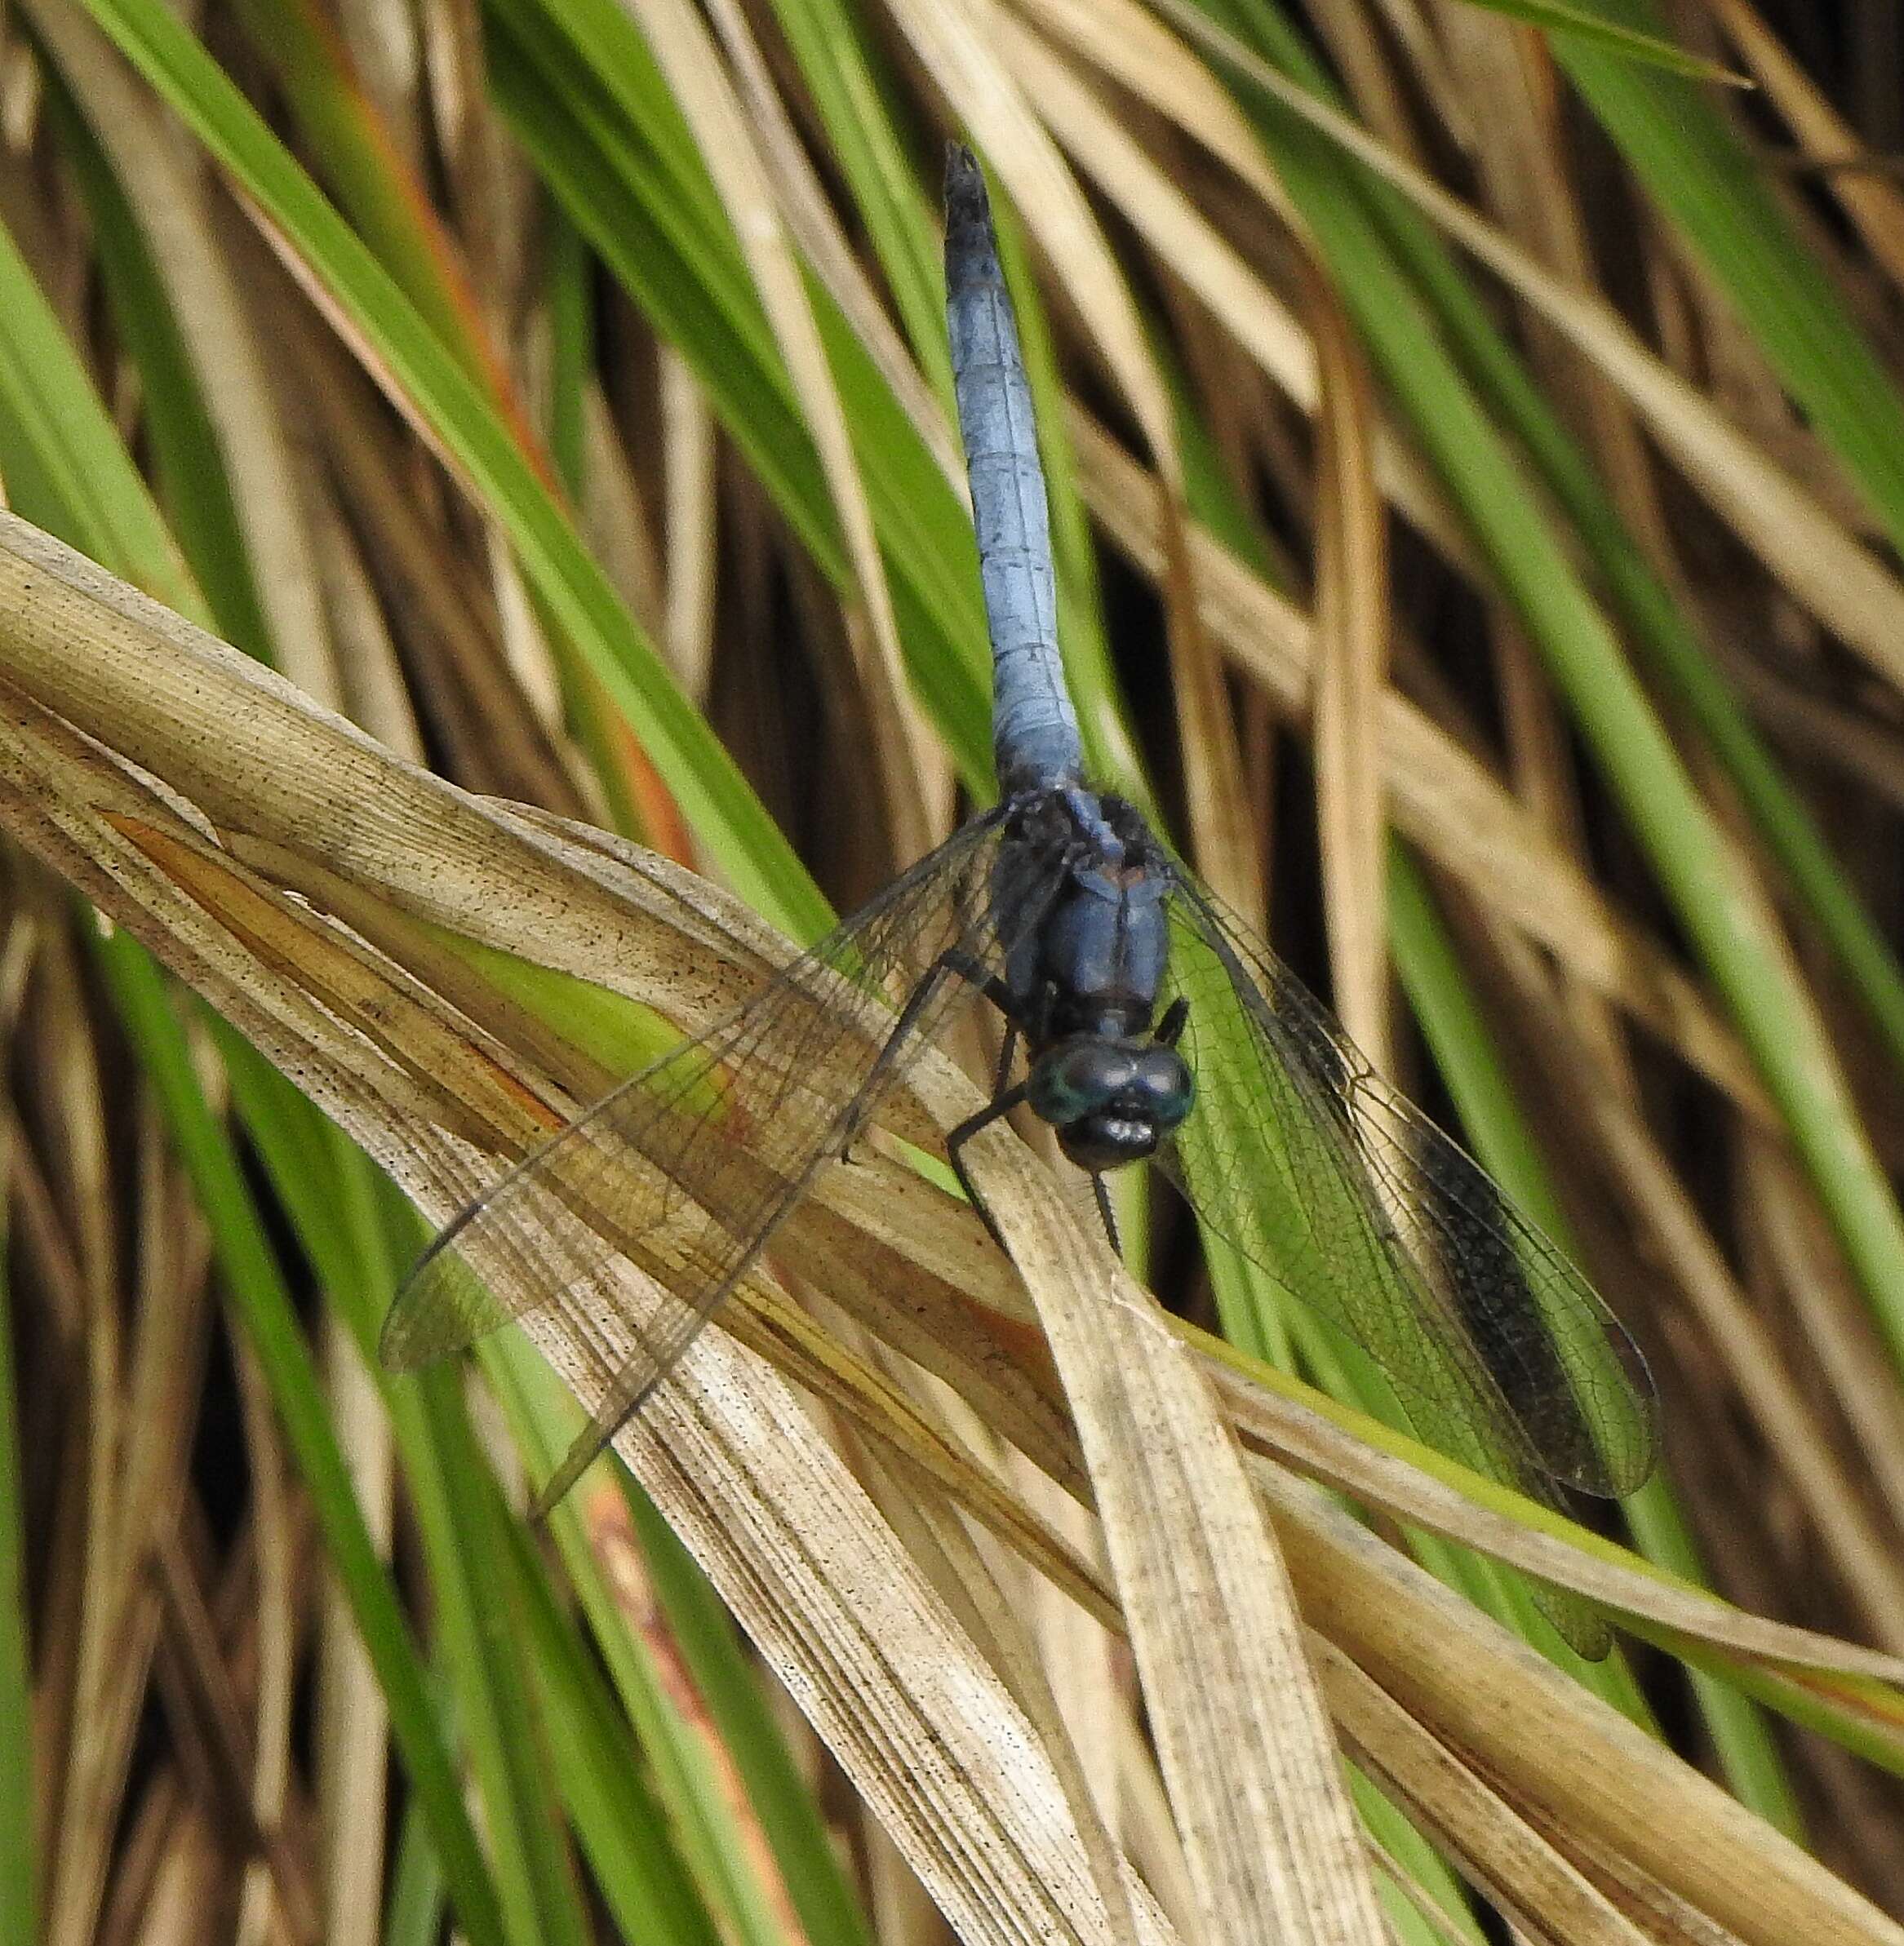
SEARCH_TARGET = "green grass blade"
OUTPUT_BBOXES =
[383,1679,452,1946]
[488,1345,876,1946]
[96,946,509,1946]
[504,1514,730,1946]
[1457,0,1746,82]
[622,1485,881,1946]
[761,0,950,388]
[80,0,824,938]
[401,1391,593,1946]
[1349,1767,1485,1945]
[45,78,270,655]
[225,0,511,393]
[0,209,198,618]
[1556,11,1904,560]
[1388,847,1804,1819]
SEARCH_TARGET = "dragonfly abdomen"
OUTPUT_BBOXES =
[944,145,1081,794]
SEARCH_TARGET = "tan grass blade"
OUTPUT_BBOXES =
[1304,258,1392,1071]
[956,1121,1388,1942]
[1316,1638,1656,1944]
[1211,1350,1904,1683]
[1263,1470,1904,1946]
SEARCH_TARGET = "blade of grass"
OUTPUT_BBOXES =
[0,1202,33,1946]
[402,1390,593,1946]
[489,1344,877,1946]
[1555,9,1904,560]
[1458,0,1747,82]
[224,0,525,414]
[619,1482,881,1946]
[0,206,198,617]
[91,933,509,1946]
[79,0,824,937]
[765,0,950,386]
[1349,1770,1483,1946]
[1192,0,1904,1394]
[503,1509,730,1946]
[383,1678,451,1946]
[46,76,272,659]
[1387,845,1807,1834]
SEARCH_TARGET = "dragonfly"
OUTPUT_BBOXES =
[384,145,1658,1532]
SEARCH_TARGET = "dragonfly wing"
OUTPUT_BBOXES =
[1156,874,1658,1501]
[384,805,1051,1507]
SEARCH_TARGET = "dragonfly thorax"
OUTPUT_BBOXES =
[1026,1035,1194,1171]
[1001,791,1174,1030]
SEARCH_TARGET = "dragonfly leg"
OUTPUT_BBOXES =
[1156,996,1189,1048]
[840,947,1019,1164]
[1091,1173,1121,1257]
[945,1079,1033,1258]
[941,946,1021,1020]
[992,1020,1021,1099]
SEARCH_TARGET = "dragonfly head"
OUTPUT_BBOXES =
[1027,1035,1194,1172]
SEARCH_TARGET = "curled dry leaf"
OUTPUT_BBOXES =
[0,517,1181,1942]
[2,511,1900,1944]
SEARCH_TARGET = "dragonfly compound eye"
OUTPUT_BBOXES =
[1131,1045,1194,1133]
[1027,1040,1136,1125]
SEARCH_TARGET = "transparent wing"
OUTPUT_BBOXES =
[1157,874,1658,1504]
[384,805,1053,1509]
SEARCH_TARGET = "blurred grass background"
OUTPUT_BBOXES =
[3,0,1904,1939]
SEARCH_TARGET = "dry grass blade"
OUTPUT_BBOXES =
[1303,253,1391,1071]
[1214,1351,1904,1682]
[1316,1638,1655,1944]
[1264,1472,1904,1946]
[959,1124,1387,1943]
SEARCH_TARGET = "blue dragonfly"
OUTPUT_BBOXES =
[384,147,1658,1531]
